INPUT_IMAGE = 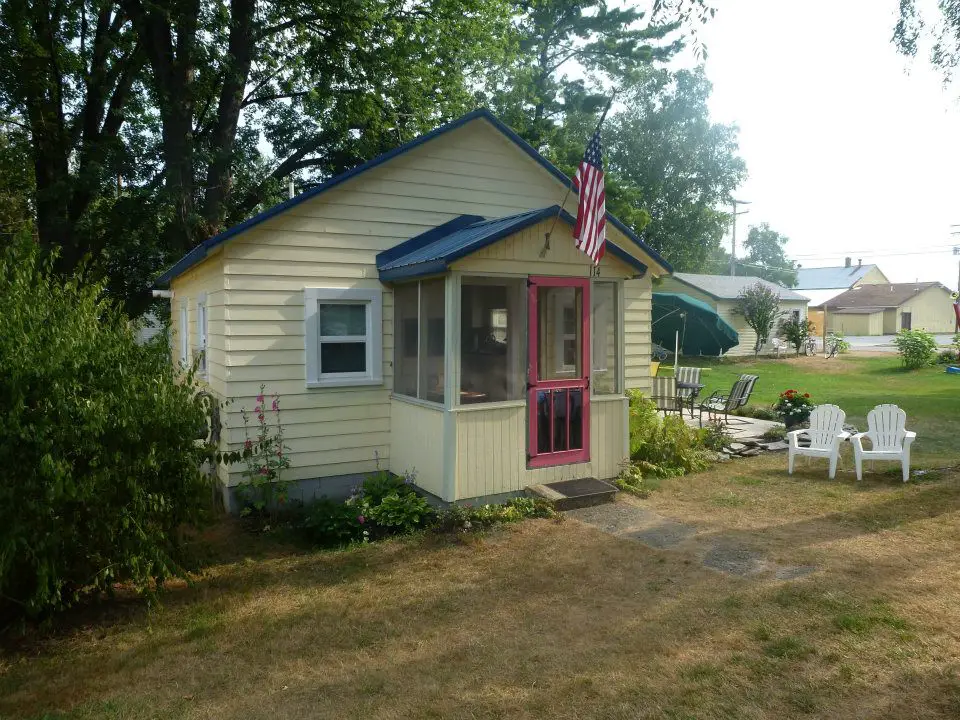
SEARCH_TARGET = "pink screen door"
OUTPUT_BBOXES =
[527,276,590,468]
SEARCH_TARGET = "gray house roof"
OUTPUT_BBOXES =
[794,264,881,290]
[823,282,951,310]
[671,273,809,302]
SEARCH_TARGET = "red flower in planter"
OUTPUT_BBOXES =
[804,393,810,398]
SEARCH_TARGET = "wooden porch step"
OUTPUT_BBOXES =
[527,477,618,511]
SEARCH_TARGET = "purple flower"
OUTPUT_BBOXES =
[256,393,265,404]
[259,466,269,475]
[357,515,366,524]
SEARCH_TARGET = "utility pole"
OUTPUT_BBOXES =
[730,199,751,276]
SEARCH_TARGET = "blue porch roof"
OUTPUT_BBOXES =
[376,206,648,281]
[154,108,672,287]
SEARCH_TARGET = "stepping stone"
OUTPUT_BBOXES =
[761,441,789,452]
[703,542,768,577]
[726,442,747,453]
[565,503,659,535]
[628,520,697,549]
[739,448,763,457]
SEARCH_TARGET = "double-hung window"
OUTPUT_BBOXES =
[195,294,208,376]
[305,288,383,387]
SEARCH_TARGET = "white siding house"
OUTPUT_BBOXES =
[157,110,672,509]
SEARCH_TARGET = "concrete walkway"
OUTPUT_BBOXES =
[660,410,783,443]
[566,500,816,580]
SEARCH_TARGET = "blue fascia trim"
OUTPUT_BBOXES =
[375,214,485,269]
[156,107,672,286]
[379,260,450,282]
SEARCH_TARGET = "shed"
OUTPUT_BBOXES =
[793,261,889,335]
[656,273,809,357]
[156,109,672,509]
[823,282,957,335]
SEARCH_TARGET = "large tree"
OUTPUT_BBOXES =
[742,222,797,287]
[603,68,746,271]
[0,0,510,312]
[894,1,960,82]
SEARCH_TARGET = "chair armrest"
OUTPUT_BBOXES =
[849,433,867,451]
[786,429,806,448]
[837,431,851,440]
[904,431,917,446]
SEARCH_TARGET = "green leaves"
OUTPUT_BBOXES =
[735,282,783,357]
[0,236,215,618]
[892,329,939,370]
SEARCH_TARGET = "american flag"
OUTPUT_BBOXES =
[572,128,606,264]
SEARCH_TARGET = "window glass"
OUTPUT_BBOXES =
[592,282,618,394]
[320,342,366,373]
[319,304,366,336]
[460,278,525,404]
[195,299,208,374]
[537,285,581,380]
[393,283,419,397]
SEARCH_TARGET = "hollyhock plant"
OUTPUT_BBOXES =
[238,383,291,522]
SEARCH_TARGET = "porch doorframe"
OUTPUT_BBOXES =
[527,276,591,468]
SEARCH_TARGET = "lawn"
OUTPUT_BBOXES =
[3,458,960,719]
[679,353,959,465]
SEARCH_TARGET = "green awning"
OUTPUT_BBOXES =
[652,292,739,357]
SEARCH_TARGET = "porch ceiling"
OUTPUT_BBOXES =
[376,205,649,282]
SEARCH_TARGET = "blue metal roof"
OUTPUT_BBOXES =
[154,109,672,287]
[794,264,882,290]
[376,206,648,281]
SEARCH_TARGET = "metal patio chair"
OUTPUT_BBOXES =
[698,374,759,427]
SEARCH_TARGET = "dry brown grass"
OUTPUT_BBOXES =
[3,458,960,719]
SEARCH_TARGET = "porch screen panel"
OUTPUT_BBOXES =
[394,283,418,397]
[592,281,619,394]
[460,278,526,404]
[419,278,446,404]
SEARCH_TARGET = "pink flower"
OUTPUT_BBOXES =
[272,398,279,412]
[357,515,366,524]
[256,393,265,403]
[244,439,252,450]
[258,413,265,422]
[259,466,269,475]
[254,405,261,414]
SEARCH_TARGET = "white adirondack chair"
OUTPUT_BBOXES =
[850,404,916,482]
[787,404,850,479]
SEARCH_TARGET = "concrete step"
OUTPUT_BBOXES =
[527,477,618,511]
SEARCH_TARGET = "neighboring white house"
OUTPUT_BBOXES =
[657,273,809,357]
[823,282,957,335]
[155,109,673,510]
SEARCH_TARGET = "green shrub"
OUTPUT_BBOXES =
[367,492,434,533]
[614,463,648,497]
[627,390,708,477]
[937,349,958,365]
[302,499,367,546]
[827,332,851,354]
[0,237,215,618]
[892,329,938,369]
[733,405,779,421]
[431,496,555,533]
[361,470,414,504]
[699,420,731,451]
[778,316,816,356]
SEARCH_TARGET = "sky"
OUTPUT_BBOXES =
[673,0,960,290]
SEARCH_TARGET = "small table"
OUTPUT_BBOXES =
[675,381,704,419]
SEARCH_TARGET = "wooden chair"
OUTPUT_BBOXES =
[674,366,703,418]
[850,404,916,482]
[787,404,850,479]
[698,374,759,426]
[651,375,678,414]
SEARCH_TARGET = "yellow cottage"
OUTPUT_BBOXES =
[156,109,673,509]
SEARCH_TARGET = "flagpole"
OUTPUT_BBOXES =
[540,91,618,257]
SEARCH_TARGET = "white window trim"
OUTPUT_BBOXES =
[179,302,189,365]
[196,293,208,377]
[305,287,383,388]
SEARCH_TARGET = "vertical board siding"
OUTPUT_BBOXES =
[454,405,526,499]
[389,400,445,497]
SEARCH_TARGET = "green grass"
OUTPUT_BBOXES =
[682,355,959,465]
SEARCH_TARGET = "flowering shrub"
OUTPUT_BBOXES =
[236,384,291,520]
[774,389,815,426]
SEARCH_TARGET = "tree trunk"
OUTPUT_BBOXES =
[201,0,256,233]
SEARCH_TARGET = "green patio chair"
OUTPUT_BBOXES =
[698,374,759,427]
